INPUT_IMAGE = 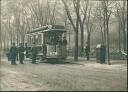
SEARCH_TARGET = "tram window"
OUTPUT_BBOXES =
[44,31,65,45]
[45,33,52,44]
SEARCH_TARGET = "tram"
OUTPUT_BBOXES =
[25,25,67,61]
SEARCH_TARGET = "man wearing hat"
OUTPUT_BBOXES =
[31,42,37,64]
[18,43,25,64]
[10,42,18,65]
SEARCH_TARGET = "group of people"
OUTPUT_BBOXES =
[7,42,48,65]
[7,42,25,65]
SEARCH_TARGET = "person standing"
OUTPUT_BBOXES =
[25,43,29,58]
[6,48,10,61]
[85,44,90,61]
[62,37,67,59]
[19,43,25,64]
[16,43,20,61]
[42,44,47,58]
[62,37,67,45]
[57,37,62,57]
[31,42,37,64]
[10,42,18,65]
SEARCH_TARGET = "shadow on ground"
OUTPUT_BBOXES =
[40,60,83,65]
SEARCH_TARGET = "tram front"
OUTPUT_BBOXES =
[43,26,67,61]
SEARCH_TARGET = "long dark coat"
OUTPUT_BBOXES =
[10,46,18,61]
[43,44,47,56]
[31,46,37,63]
[85,45,90,56]
[19,46,25,61]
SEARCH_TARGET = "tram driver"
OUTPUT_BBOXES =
[62,37,67,45]
[42,44,47,58]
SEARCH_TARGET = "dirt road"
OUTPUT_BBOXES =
[0,57,127,91]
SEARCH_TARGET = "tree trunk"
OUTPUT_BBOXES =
[122,24,126,52]
[122,0,127,52]
[74,29,78,61]
[87,33,90,52]
[100,25,104,44]
[17,31,19,46]
[103,7,106,46]
[103,1,110,65]
[80,25,84,57]
[68,26,71,50]
[106,13,110,65]
[118,22,121,53]
[62,0,79,61]
[11,34,13,46]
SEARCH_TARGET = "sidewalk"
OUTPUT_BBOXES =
[67,56,127,71]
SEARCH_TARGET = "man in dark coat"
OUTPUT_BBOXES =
[25,43,29,58]
[19,43,25,64]
[31,43,37,64]
[10,42,18,65]
[85,44,90,61]
[62,37,67,45]
[42,44,47,58]
[16,43,20,61]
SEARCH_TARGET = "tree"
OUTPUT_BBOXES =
[29,0,57,26]
[85,6,95,54]
[1,0,17,47]
[115,1,127,52]
[62,0,80,61]
[94,0,115,65]
[115,2,122,53]
[0,0,2,52]
[94,2,105,44]
[102,0,115,65]
[79,0,89,57]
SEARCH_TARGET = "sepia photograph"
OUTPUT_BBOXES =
[0,0,127,91]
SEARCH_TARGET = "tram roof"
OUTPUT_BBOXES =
[26,25,66,34]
